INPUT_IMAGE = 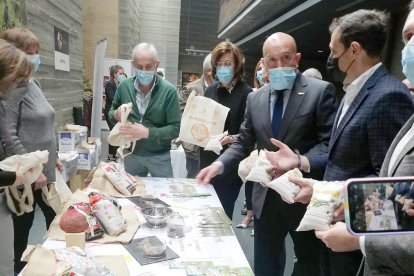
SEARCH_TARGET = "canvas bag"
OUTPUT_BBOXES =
[41,168,73,213]
[107,103,136,158]
[0,150,48,215]
[179,91,230,147]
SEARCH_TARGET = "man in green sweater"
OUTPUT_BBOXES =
[108,43,180,177]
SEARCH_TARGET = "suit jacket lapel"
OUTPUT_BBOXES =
[329,66,387,152]
[279,74,307,141]
[329,99,344,150]
[386,115,414,176]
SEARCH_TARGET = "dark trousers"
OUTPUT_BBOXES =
[13,188,56,274]
[210,169,242,219]
[184,150,200,178]
[320,244,364,276]
[245,181,253,210]
[254,189,320,276]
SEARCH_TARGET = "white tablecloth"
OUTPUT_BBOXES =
[170,146,187,178]
[41,177,252,275]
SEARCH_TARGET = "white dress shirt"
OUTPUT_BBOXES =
[337,62,382,126]
[134,77,156,121]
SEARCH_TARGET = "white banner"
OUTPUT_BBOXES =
[91,38,107,139]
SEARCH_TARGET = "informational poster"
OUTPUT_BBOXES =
[90,38,107,139]
[54,26,70,71]
[1,0,27,32]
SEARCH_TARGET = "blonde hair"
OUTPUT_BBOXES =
[0,39,33,99]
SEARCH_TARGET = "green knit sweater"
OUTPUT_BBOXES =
[108,75,180,156]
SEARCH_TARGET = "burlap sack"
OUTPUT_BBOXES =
[47,190,140,243]
[179,91,230,147]
[22,245,130,276]
[88,163,145,198]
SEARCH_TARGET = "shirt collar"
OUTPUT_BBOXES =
[343,62,382,93]
[134,75,157,95]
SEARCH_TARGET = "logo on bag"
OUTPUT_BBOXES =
[191,124,209,142]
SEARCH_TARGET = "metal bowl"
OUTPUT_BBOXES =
[141,204,173,228]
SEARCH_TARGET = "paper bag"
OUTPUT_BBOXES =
[179,91,230,147]
[47,190,140,244]
[22,245,56,276]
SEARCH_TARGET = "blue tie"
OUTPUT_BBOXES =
[272,90,284,138]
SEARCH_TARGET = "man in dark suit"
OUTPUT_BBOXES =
[310,6,414,275]
[197,32,337,276]
[268,10,414,276]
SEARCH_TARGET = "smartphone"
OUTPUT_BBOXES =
[344,177,414,235]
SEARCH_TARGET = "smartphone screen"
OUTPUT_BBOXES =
[345,177,414,234]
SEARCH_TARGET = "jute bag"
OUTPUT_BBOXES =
[107,103,136,158]
[0,150,48,215]
[179,91,230,147]
[42,168,73,213]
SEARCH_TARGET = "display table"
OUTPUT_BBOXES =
[40,177,252,275]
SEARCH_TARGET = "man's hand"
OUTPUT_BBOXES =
[333,204,345,222]
[196,163,221,185]
[114,106,122,121]
[290,176,317,204]
[56,158,64,172]
[12,171,26,188]
[265,138,297,178]
[220,135,234,146]
[119,123,149,140]
[34,173,47,190]
[315,222,360,252]
[406,203,414,216]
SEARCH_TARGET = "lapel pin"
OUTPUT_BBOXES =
[298,92,305,96]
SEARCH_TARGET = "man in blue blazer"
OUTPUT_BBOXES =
[197,32,337,276]
[266,9,414,276]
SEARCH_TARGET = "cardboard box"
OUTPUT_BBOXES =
[57,151,79,182]
[81,137,102,163]
[69,169,90,192]
[58,125,88,152]
[76,148,96,170]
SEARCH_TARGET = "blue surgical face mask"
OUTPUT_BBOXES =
[117,74,126,83]
[268,67,297,90]
[216,66,234,85]
[256,69,264,86]
[134,68,155,86]
[402,37,414,86]
[28,54,41,72]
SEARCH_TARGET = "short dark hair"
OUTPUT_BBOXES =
[329,9,389,58]
[109,65,123,79]
[211,42,245,81]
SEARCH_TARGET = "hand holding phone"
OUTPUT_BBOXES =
[344,177,414,235]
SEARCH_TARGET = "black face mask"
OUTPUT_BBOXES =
[326,56,346,84]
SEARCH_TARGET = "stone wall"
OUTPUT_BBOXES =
[27,0,84,128]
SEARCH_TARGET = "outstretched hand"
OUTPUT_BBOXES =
[265,138,298,178]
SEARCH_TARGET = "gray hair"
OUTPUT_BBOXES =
[302,68,322,80]
[203,53,212,72]
[131,42,159,62]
